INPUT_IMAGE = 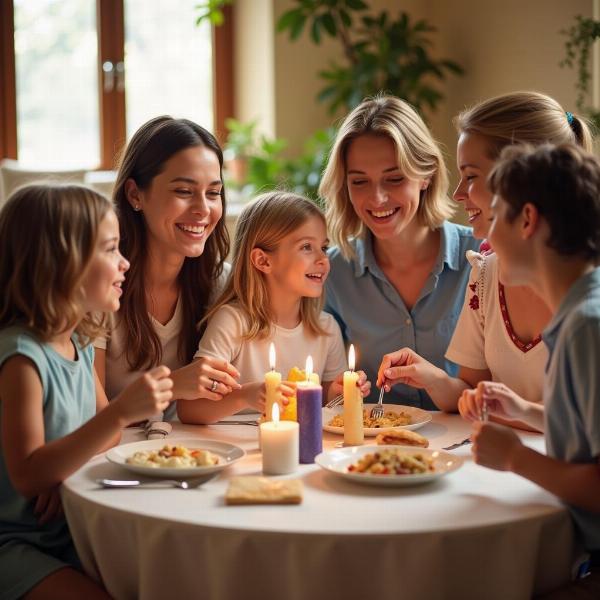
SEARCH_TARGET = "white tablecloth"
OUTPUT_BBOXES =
[62,413,574,600]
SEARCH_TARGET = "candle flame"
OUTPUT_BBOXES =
[348,344,356,371]
[305,355,313,381]
[271,401,280,423]
[269,342,276,371]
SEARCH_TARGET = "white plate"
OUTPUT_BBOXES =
[315,445,463,487]
[322,403,432,436]
[106,438,245,478]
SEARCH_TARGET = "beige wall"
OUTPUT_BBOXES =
[233,0,276,137]
[427,0,593,190]
[235,0,594,196]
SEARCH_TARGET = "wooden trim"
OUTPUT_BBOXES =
[0,0,17,159]
[213,4,234,145]
[97,0,126,170]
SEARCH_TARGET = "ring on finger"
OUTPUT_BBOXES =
[210,379,218,392]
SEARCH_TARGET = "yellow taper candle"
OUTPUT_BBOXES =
[264,343,282,419]
[343,344,364,446]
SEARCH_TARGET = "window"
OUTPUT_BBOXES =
[1,0,233,169]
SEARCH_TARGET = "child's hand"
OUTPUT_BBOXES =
[249,382,294,414]
[471,421,524,471]
[171,357,241,401]
[328,370,371,400]
[34,486,63,525]
[115,366,173,425]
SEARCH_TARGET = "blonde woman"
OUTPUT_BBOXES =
[321,95,478,410]
[377,91,592,423]
[178,191,370,425]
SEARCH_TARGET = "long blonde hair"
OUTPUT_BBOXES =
[205,191,328,340]
[0,183,111,343]
[320,95,453,259]
[454,91,594,157]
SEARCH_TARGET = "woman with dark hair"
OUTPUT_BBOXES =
[95,116,240,419]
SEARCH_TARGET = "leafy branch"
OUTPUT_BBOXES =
[276,0,463,114]
[560,15,600,116]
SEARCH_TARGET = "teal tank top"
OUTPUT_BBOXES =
[0,325,96,551]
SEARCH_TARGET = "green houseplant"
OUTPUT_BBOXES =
[197,0,463,198]
[276,0,463,115]
[561,15,600,128]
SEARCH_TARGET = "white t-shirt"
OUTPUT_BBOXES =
[195,303,348,385]
[445,252,547,404]
[95,264,230,419]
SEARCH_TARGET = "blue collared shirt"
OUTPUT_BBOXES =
[543,267,600,551]
[325,221,478,410]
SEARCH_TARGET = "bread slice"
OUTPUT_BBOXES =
[225,476,303,505]
[375,429,429,448]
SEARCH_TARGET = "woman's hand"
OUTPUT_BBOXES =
[113,366,173,425]
[328,370,371,400]
[34,486,63,525]
[172,357,241,401]
[471,421,524,471]
[459,381,530,423]
[378,348,444,392]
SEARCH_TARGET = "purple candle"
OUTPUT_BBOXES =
[296,356,323,464]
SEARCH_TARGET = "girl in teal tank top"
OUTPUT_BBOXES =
[0,184,174,600]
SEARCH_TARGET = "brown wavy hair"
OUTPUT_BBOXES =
[113,116,229,370]
[0,183,111,343]
[204,191,327,340]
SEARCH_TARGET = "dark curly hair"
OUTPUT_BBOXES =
[489,143,600,261]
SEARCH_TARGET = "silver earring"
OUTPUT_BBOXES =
[133,205,141,212]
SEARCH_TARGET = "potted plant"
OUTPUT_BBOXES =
[561,15,600,129]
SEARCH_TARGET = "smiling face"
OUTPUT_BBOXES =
[81,210,130,312]
[453,132,497,239]
[488,194,531,287]
[266,215,330,300]
[345,134,428,240]
[128,145,223,262]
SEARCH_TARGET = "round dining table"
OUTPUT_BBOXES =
[62,412,575,600]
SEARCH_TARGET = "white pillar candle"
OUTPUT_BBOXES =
[260,403,299,475]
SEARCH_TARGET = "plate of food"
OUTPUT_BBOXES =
[106,438,245,478]
[322,404,431,436]
[315,446,463,487]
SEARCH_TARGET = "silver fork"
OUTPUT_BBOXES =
[324,393,344,409]
[442,438,471,451]
[369,385,385,419]
[97,478,195,489]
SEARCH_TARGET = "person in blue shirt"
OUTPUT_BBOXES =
[320,95,478,410]
[0,184,173,599]
[465,143,600,595]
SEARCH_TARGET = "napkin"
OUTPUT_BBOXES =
[145,421,172,440]
[225,476,303,505]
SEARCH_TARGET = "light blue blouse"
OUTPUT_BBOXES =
[325,221,478,410]
[543,267,600,551]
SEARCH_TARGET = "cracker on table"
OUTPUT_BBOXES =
[225,476,303,505]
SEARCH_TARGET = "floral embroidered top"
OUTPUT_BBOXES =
[445,251,547,404]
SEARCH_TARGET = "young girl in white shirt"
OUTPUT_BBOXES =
[178,191,370,424]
